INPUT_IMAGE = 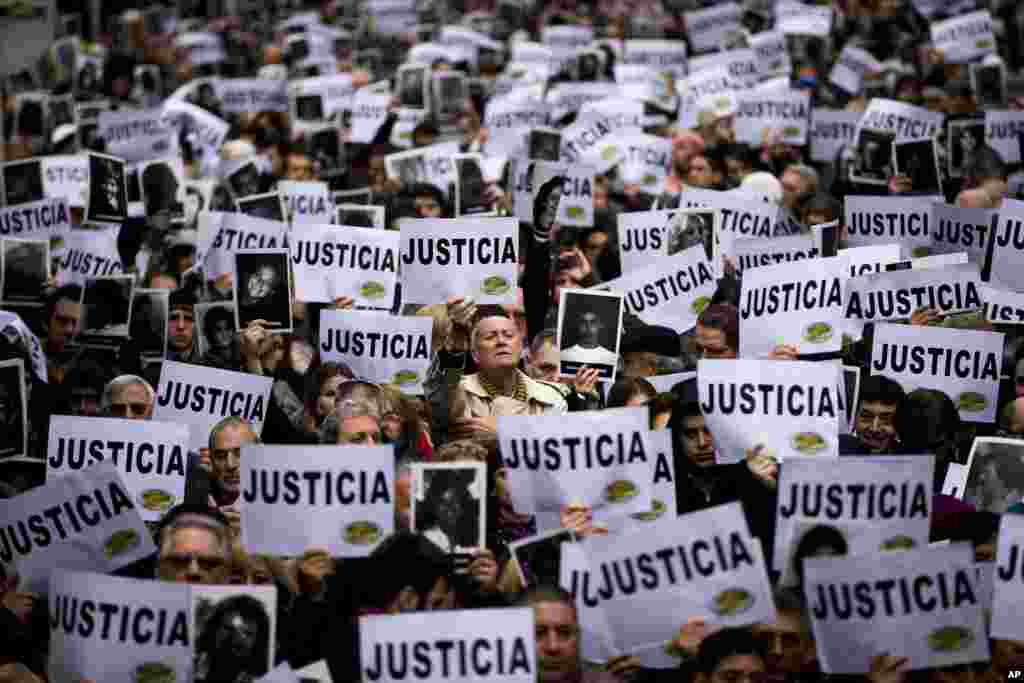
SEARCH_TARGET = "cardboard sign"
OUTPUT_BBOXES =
[360,608,537,683]
[399,216,518,305]
[291,224,399,305]
[240,444,394,557]
[981,285,1024,324]
[97,108,175,163]
[48,570,191,683]
[870,322,1003,423]
[844,195,942,253]
[0,463,155,593]
[734,89,811,146]
[930,10,996,64]
[684,2,742,53]
[809,109,861,164]
[497,407,654,529]
[698,359,842,464]
[857,98,945,143]
[559,115,642,175]
[930,202,994,263]
[992,513,1024,641]
[278,180,334,224]
[202,212,288,280]
[828,46,881,95]
[153,360,273,450]
[845,262,982,322]
[986,198,1024,291]
[618,132,672,195]
[349,89,393,144]
[47,416,188,522]
[0,197,71,239]
[777,2,832,36]
[622,40,688,79]
[740,257,845,358]
[162,101,229,172]
[804,543,988,674]
[53,228,123,285]
[982,110,1024,166]
[216,78,288,114]
[319,311,432,393]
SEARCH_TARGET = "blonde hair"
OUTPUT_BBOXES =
[416,303,451,351]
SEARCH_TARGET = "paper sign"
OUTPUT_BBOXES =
[740,256,845,357]
[203,212,288,280]
[240,444,394,557]
[153,360,273,450]
[734,89,811,146]
[47,416,188,522]
[845,262,983,322]
[319,310,432,393]
[97,108,175,163]
[557,164,594,227]
[930,10,996,64]
[685,2,742,53]
[839,244,904,278]
[804,543,988,674]
[733,233,819,273]
[698,359,842,464]
[857,98,945,143]
[689,49,758,87]
[844,195,942,253]
[985,110,1024,165]
[291,224,399,305]
[0,462,156,593]
[931,202,994,263]
[216,78,288,114]
[41,156,89,208]
[992,513,1024,641]
[870,322,1002,423]
[809,109,860,164]
[163,100,229,157]
[750,31,790,78]
[349,89,392,144]
[622,40,688,79]
[986,199,1024,291]
[384,141,459,189]
[646,372,696,395]
[278,180,334,224]
[982,285,1024,324]
[559,115,642,175]
[942,463,968,497]
[618,132,672,195]
[360,608,537,683]
[399,216,518,305]
[0,197,72,239]
[484,90,549,157]
[777,2,832,36]
[53,228,123,285]
[829,46,881,95]
[290,73,355,118]
[676,66,743,129]
[497,407,654,529]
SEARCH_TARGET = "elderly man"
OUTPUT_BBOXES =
[100,375,154,419]
[156,504,232,584]
[780,164,819,212]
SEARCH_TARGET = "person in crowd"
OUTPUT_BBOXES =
[853,375,905,454]
[167,290,202,364]
[302,361,354,437]
[326,380,385,445]
[156,505,233,584]
[200,305,240,369]
[100,374,154,419]
[43,285,82,382]
[693,305,739,360]
[205,417,259,531]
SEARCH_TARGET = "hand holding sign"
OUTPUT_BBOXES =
[745,445,779,490]
[296,548,336,597]
[867,654,911,683]
[767,344,800,361]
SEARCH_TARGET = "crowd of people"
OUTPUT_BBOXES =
[3,0,1024,681]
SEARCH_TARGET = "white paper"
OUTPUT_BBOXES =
[809,109,860,164]
[930,10,996,64]
[992,514,1024,641]
[53,227,124,285]
[384,140,459,189]
[750,31,791,79]
[557,164,595,228]
[559,115,642,175]
[986,199,1024,292]
[676,66,743,129]
[931,202,994,263]
[41,156,89,208]
[685,2,742,53]
[216,78,289,113]
[618,132,672,195]
[97,108,175,163]
[349,90,391,144]
[291,224,399,305]
[829,46,881,95]
[622,40,688,79]
[844,195,942,252]
[982,284,1024,324]
[278,180,334,225]
[202,212,288,280]
[0,197,73,239]
[857,98,945,143]
[318,310,432,393]
[985,110,1024,165]
[484,90,549,157]
[733,233,819,273]
[845,262,982,322]
[839,244,904,278]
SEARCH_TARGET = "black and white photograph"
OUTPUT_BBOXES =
[557,288,626,381]
[75,53,104,97]
[1,238,48,305]
[431,71,466,120]
[947,118,987,179]
[307,126,343,179]
[410,461,487,556]
[528,128,562,162]
[849,128,895,186]
[892,138,942,195]
[293,93,325,123]
[84,152,128,225]
[192,589,274,683]
[226,160,272,200]
[333,187,372,206]
[0,359,27,460]
[139,158,186,219]
[233,249,293,331]
[133,64,163,107]
[842,365,860,433]
[453,154,492,216]
[575,49,603,82]
[47,94,74,129]
[384,148,428,186]
[970,61,1006,109]
[1,158,45,206]
[79,275,134,339]
[195,302,239,363]
[962,437,1024,514]
[665,208,716,261]
[335,203,385,229]
[236,192,286,221]
[14,92,47,140]
[130,288,169,359]
[509,528,576,589]
[397,64,429,109]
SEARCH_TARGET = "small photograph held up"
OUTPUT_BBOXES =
[509,528,577,589]
[557,288,626,382]
[0,359,28,460]
[1,158,45,206]
[1,238,49,306]
[233,249,293,331]
[237,192,286,221]
[970,59,1006,109]
[410,461,487,558]
[892,138,942,195]
[192,586,275,683]
[962,437,1024,514]
[195,301,238,360]
[947,118,987,179]
[397,63,429,110]
[130,288,169,360]
[226,160,272,200]
[79,275,134,340]
[528,128,562,162]
[84,152,128,225]
[336,203,385,229]
[849,128,895,186]
[664,208,716,261]
[453,154,492,217]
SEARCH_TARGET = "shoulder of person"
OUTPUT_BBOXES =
[524,375,570,405]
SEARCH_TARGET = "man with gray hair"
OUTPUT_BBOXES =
[780,164,819,213]
[320,380,384,445]
[156,504,232,584]
[101,374,155,420]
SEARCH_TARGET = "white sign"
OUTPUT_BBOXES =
[617,209,674,274]
[829,46,881,95]
[319,311,432,393]
[845,262,983,322]
[559,115,642,175]
[349,89,392,144]
[676,66,743,129]
[622,40,688,79]
[777,2,832,36]
[684,2,742,54]
[0,197,72,239]
[0,463,155,593]
[47,416,189,522]
[930,10,996,64]
[153,360,273,450]
[750,31,790,79]
[689,49,759,87]
[291,224,399,305]
[733,233,819,273]
[483,90,549,157]
[41,156,89,208]
[809,109,860,164]
[805,543,988,674]
[986,199,1024,292]
[931,202,994,263]
[53,228,123,285]
[857,98,945,143]
[839,244,905,278]
[870,322,1003,423]
[97,108,175,163]
[279,180,334,224]
[202,212,288,280]
[618,132,672,195]
[557,164,595,228]
[240,444,394,557]
[985,110,1024,165]
[698,359,842,464]
[735,89,810,147]
[399,216,518,305]
[992,513,1024,641]
[360,608,537,683]
[384,141,459,189]
[982,285,1024,324]
[844,195,942,252]
[216,78,289,114]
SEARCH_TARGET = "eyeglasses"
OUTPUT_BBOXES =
[210,447,241,465]
[161,553,226,573]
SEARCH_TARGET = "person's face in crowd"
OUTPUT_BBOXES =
[337,415,382,445]
[528,341,562,384]
[652,408,672,430]
[247,266,279,302]
[693,324,737,359]
[472,316,522,371]
[168,308,195,353]
[214,610,259,660]
[369,154,387,188]
[697,654,767,683]
[854,400,899,452]
[577,312,603,349]
[70,387,101,416]
[714,116,736,145]
[682,414,716,467]
[414,128,438,148]
[725,156,751,184]
[754,611,813,676]
[673,143,694,176]
[211,317,234,351]
[1002,399,1024,437]
[625,390,654,407]
[781,168,807,210]
[460,109,481,143]
[211,422,256,497]
[593,179,609,211]
[582,231,609,266]
[538,188,561,232]
[534,601,581,683]
[109,382,152,420]
[150,273,178,289]
[286,153,314,181]
[174,249,195,276]
[158,526,229,584]
[622,351,657,379]
[47,298,82,354]
[415,192,443,218]
[318,375,347,418]
[436,487,463,532]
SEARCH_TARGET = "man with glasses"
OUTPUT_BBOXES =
[156,504,232,584]
[100,375,154,420]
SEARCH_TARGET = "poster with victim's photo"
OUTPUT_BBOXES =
[195,302,238,361]
[192,584,276,683]
[139,157,186,220]
[13,92,47,141]
[47,94,75,129]
[453,154,493,217]
[970,61,1006,109]
[663,208,717,263]
[849,128,895,186]
[431,71,466,121]
[226,160,273,201]
[130,288,169,359]
[948,118,987,179]
[1,238,49,305]
[0,358,27,460]
[528,128,562,162]
[233,250,293,332]
[510,528,576,589]
[336,203,385,229]
[84,152,128,225]
[410,461,487,559]
[396,63,429,110]
[557,288,625,382]
[78,275,134,344]
[2,158,45,206]
[237,192,286,222]
[892,138,942,195]
[961,437,1024,515]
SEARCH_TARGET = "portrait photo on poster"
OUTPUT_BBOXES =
[397,63,429,110]
[79,275,134,339]
[665,208,717,261]
[47,94,75,129]
[84,152,128,225]
[233,250,293,332]
[227,160,272,201]
[1,158,45,206]
[961,437,1024,515]
[307,126,344,179]
[947,118,986,179]
[1,238,49,306]
[528,128,563,162]
[236,192,286,222]
[0,359,27,460]
[130,288,169,359]
[292,93,326,124]
[13,93,47,142]
[510,528,577,589]
[454,154,492,217]
[557,288,625,381]
[849,128,895,186]
[336,204,385,229]
[139,158,186,220]
[192,591,274,683]
[385,149,428,186]
[970,61,1006,109]
[892,138,942,195]
[431,71,466,119]
[195,301,238,359]
[410,461,487,558]
[334,187,373,206]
